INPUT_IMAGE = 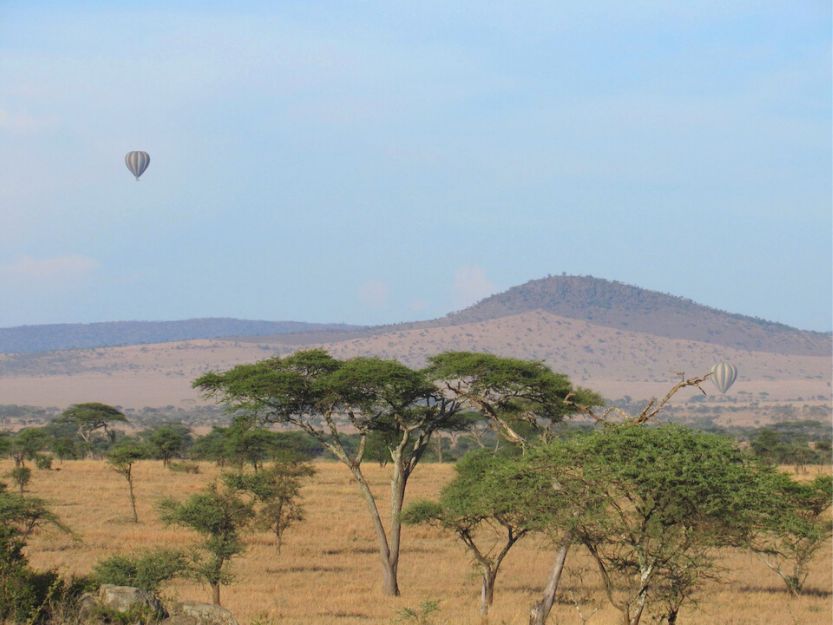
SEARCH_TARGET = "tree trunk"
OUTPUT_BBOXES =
[211,583,221,606]
[127,475,138,523]
[386,457,408,596]
[628,566,653,625]
[529,534,572,625]
[481,568,497,619]
[350,465,400,596]
[666,607,679,625]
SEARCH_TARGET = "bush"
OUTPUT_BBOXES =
[168,461,200,474]
[92,549,188,593]
[8,467,31,493]
[0,564,60,624]
[35,455,53,471]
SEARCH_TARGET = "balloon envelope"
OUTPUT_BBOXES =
[125,151,150,180]
[710,362,737,393]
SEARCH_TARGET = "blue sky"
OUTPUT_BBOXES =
[1,2,830,330]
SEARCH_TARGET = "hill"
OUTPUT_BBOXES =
[0,275,829,416]
[429,275,831,356]
[240,276,831,357]
[0,318,360,354]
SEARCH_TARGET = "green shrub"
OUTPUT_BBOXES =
[92,549,188,593]
[8,467,31,493]
[168,461,200,474]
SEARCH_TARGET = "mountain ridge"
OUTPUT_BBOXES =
[425,276,831,356]
[1,275,829,356]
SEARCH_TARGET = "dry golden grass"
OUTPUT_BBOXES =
[7,459,832,625]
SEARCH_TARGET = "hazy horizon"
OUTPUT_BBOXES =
[1,273,830,336]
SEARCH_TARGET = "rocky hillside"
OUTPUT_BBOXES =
[428,276,831,356]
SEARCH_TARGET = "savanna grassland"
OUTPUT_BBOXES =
[8,459,832,625]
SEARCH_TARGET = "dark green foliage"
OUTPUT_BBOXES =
[56,403,127,457]
[143,424,192,466]
[750,426,830,467]
[34,455,53,471]
[0,482,72,624]
[42,418,84,460]
[159,483,254,605]
[9,428,51,468]
[519,425,770,625]
[190,422,323,468]
[0,432,12,458]
[190,428,230,465]
[9,467,31,494]
[92,549,188,592]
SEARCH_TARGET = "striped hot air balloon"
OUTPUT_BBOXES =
[125,151,150,180]
[709,362,738,394]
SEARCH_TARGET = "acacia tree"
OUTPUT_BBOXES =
[523,425,765,625]
[58,403,127,458]
[159,483,253,606]
[107,440,148,523]
[8,467,31,494]
[521,371,712,625]
[404,450,544,620]
[195,350,464,596]
[223,461,315,552]
[749,473,832,596]
[426,352,603,450]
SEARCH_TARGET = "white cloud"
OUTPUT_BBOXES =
[0,109,53,133]
[358,280,389,309]
[452,265,496,309]
[0,255,98,285]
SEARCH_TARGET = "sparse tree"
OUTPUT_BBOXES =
[159,483,254,606]
[749,473,832,596]
[8,467,31,494]
[404,450,539,620]
[223,461,315,552]
[107,439,148,523]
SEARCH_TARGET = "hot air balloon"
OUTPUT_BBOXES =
[125,151,150,180]
[709,362,737,394]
